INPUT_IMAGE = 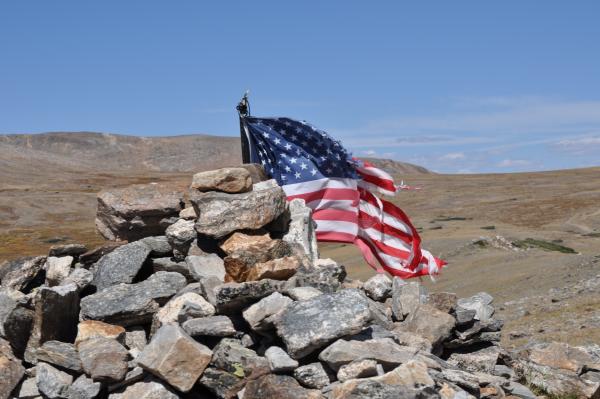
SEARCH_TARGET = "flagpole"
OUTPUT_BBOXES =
[236,92,251,164]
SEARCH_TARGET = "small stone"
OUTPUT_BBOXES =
[285,287,323,301]
[455,307,477,325]
[182,315,236,337]
[211,338,269,377]
[186,254,226,282]
[117,380,178,399]
[198,367,242,399]
[428,292,458,313]
[152,292,214,332]
[265,346,299,372]
[16,377,39,399]
[0,338,25,399]
[292,259,347,294]
[124,327,147,352]
[136,324,212,392]
[319,338,418,371]
[457,292,494,322]
[49,244,88,258]
[363,274,392,302]
[140,236,172,257]
[0,256,46,292]
[165,219,196,259]
[63,268,93,291]
[246,256,300,282]
[337,359,378,382]
[36,362,73,399]
[274,289,371,359]
[66,375,101,399]
[151,257,192,280]
[179,206,197,220]
[210,279,285,314]
[75,320,126,347]
[391,279,427,321]
[447,346,501,373]
[36,341,82,373]
[91,241,151,291]
[191,167,252,193]
[45,256,73,287]
[244,374,323,399]
[242,292,293,332]
[293,362,330,389]
[78,337,129,382]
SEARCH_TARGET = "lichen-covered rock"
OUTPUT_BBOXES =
[285,286,323,301]
[274,289,371,359]
[447,346,501,373]
[319,338,418,371]
[78,337,129,382]
[243,374,323,399]
[198,367,242,399]
[191,167,252,193]
[96,183,184,241]
[0,256,46,292]
[291,259,346,294]
[282,198,319,263]
[186,254,226,282]
[293,362,331,389]
[265,346,299,373]
[80,272,186,327]
[190,184,286,239]
[0,338,25,399]
[211,338,269,377]
[363,274,392,302]
[45,256,73,287]
[91,241,151,291]
[36,362,73,399]
[63,268,94,291]
[36,341,82,373]
[242,292,293,332]
[209,279,285,314]
[136,324,212,393]
[182,316,236,337]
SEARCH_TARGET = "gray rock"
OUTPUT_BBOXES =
[25,284,79,364]
[0,338,25,399]
[330,379,432,399]
[0,256,46,292]
[66,375,101,399]
[179,206,197,220]
[210,279,285,314]
[151,258,192,280]
[198,368,242,399]
[79,242,124,266]
[36,341,82,373]
[265,346,299,372]
[92,241,151,291]
[0,289,34,356]
[116,380,178,399]
[211,338,269,377]
[397,304,456,348]
[182,315,236,337]
[244,374,323,399]
[391,279,427,321]
[274,289,371,359]
[282,198,319,263]
[36,362,73,399]
[49,244,88,258]
[242,292,293,332]
[191,167,252,193]
[319,338,418,371]
[190,184,286,238]
[504,381,537,399]
[78,337,129,382]
[291,259,346,294]
[151,292,214,333]
[368,298,394,330]
[107,367,145,393]
[165,219,196,259]
[285,286,323,301]
[16,377,39,399]
[45,256,73,287]
[294,363,331,390]
[63,268,93,291]
[186,254,226,282]
[96,183,185,242]
[124,328,147,352]
[363,274,392,302]
[136,324,212,393]
[337,359,378,382]
[455,307,477,325]
[80,271,186,326]
[140,236,172,257]
[456,292,494,322]
[447,346,501,373]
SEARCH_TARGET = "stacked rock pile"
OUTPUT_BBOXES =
[2,165,600,399]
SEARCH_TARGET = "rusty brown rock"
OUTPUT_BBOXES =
[246,256,300,281]
[75,320,126,348]
[191,167,252,193]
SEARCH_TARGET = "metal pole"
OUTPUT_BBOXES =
[236,92,251,164]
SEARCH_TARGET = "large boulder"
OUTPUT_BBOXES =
[91,241,152,291]
[190,167,252,193]
[96,183,184,241]
[190,183,286,238]
[136,324,213,393]
[80,272,186,326]
[274,289,371,359]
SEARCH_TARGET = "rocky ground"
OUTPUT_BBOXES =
[2,166,600,398]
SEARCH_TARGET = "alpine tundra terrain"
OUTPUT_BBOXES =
[1,131,600,350]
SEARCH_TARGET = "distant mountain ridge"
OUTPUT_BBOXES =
[0,131,431,178]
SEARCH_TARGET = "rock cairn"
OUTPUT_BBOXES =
[1,165,600,399]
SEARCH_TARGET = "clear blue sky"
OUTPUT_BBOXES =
[2,1,600,173]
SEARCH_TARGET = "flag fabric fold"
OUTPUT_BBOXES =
[242,116,445,279]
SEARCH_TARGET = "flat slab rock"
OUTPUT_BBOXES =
[209,279,285,314]
[274,289,371,359]
[319,338,419,371]
[190,167,252,193]
[78,337,129,382]
[80,271,186,327]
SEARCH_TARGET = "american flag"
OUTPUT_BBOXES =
[242,116,445,279]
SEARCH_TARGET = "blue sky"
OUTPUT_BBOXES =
[1,1,600,173]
